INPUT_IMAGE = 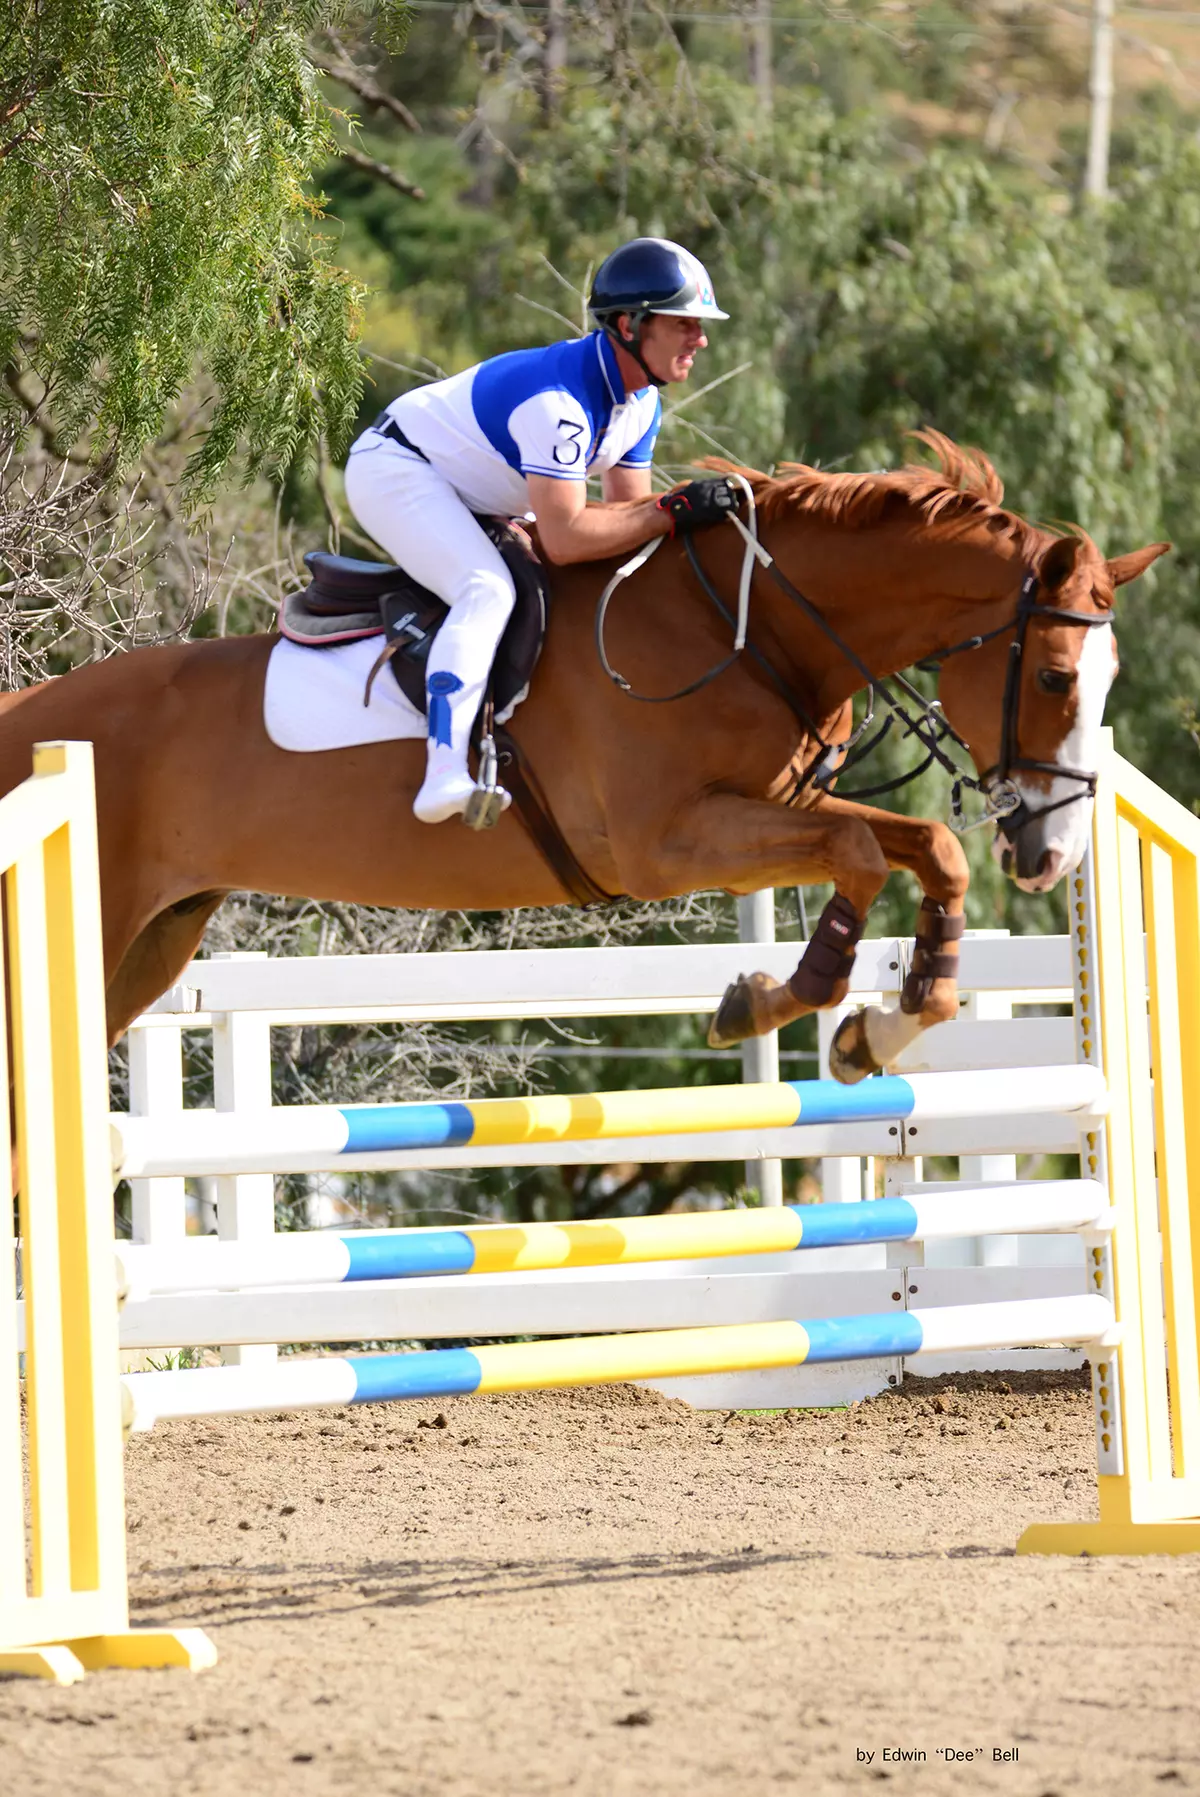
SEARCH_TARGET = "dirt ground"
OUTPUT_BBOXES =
[3,1368,1200,1797]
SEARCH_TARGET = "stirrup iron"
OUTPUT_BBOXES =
[463,732,509,831]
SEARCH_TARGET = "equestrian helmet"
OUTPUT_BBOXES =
[588,238,729,324]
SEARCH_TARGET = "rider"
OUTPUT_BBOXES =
[343,236,738,825]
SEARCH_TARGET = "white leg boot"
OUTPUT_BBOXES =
[413,669,511,826]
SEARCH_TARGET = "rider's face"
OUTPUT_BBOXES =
[634,314,708,384]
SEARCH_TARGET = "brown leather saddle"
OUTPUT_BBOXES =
[279,518,548,724]
[277,523,614,904]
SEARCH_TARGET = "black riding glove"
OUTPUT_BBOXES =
[655,476,740,534]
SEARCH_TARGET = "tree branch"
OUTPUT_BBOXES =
[309,51,420,133]
[3,363,76,461]
[313,434,341,552]
[0,121,37,160]
[337,145,425,200]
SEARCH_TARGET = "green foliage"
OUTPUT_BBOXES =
[0,0,409,487]
[1099,127,1200,794]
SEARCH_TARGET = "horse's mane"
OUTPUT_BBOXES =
[704,430,1046,560]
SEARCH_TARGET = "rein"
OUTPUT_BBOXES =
[594,505,1112,840]
[594,471,766,704]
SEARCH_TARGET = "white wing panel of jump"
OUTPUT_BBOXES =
[640,1361,902,1411]
[902,1265,1093,1308]
[896,1115,1088,1158]
[142,934,1073,1023]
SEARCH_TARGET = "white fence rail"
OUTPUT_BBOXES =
[141,932,1072,1022]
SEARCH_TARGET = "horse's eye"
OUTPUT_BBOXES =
[1037,669,1075,696]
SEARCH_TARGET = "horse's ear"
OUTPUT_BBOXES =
[1038,536,1083,594]
[1107,542,1171,588]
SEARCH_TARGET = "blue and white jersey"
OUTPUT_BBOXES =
[361,332,661,516]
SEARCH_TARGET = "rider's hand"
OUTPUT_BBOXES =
[655,476,740,534]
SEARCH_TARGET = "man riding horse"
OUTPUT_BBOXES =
[344,236,738,826]
[0,230,1166,1068]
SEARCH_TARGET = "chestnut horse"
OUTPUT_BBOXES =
[0,434,1167,1082]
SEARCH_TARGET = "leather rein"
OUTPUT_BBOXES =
[595,507,1113,840]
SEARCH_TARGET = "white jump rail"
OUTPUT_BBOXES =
[141,933,1073,1021]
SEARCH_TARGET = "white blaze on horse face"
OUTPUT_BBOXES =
[991,621,1116,894]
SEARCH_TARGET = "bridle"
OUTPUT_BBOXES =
[595,495,1114,840]
[951,569,1113,835]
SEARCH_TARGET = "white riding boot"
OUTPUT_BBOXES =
[413,669,512,826]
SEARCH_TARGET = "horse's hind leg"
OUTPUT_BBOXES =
[105,890,229,1043]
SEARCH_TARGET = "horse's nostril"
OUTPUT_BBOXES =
[1000,844,1014,875]
[1037,847,1055,879]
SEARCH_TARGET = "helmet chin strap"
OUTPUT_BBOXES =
[602,315,667,390]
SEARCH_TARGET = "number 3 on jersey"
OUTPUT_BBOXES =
[553,417,586,467]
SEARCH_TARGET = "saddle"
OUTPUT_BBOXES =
[277,521,613,904]
[279,517,549,724]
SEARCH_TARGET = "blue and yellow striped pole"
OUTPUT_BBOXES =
[110,1065,1107,1179]
[121,1294,1114,1429]
[117,1180,1109,1296]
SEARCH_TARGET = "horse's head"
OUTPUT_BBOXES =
[938,533,1169,893]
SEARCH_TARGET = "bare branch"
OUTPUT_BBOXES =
[313,433,341,552]
[362,348,449,382]
[661,412,749,466]
[0,436,208,689]
[0,120,37,160]
[662,360,754,423]
[337,145,425,200]
[308,50,421,133]
[514,293,585,337]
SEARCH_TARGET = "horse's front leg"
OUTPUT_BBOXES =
[807,796,970,1084]
[611,792,892,1046]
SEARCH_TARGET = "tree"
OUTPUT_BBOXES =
[0,1,411,489]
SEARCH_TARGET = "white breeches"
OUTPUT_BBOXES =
[342,445,517,757]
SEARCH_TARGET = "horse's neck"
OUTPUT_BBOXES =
[753,517,1030,708]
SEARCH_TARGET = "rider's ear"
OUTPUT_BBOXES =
[1107,542,1171,587]
[1038,535,1083,594]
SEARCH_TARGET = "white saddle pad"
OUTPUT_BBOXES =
[263,636,426,753]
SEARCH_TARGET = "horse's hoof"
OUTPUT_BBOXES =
[828,1010,881,1085]
[707,971,780,1048]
